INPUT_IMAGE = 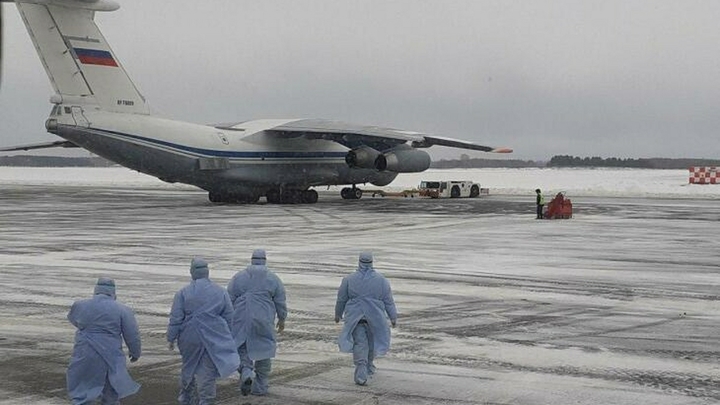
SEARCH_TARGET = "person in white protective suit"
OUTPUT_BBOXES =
[167,257,240,405]
[335,252,398,385]
[66,277,141,405]
[227,249,287,396]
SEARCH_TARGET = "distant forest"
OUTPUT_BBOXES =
[546,155,720,169]
[431,154,720,169]
[2,154,719,169]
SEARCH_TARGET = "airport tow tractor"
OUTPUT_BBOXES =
[366,180,489,199]
[544,192,573,219]
[417,180,487,198]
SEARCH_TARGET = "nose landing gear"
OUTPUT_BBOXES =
[340,185,363,200]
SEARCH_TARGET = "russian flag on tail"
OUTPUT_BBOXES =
[73,48,118,67]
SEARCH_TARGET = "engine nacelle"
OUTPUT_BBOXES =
[345,146,381,169]
[375,147,431,173]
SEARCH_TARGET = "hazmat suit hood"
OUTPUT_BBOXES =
[357,251,374,273]
[190,257,209,280]
[251,249,267,266]
[94,277,116,299]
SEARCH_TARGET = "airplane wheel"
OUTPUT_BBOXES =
[241,194,260,204]
[301,190,318,204]
[340,187,352,199]
[353,188,363,199]
[210,191,258,204]
[266,189,281,204]
[281,190,302,204]
[208,192,223,203]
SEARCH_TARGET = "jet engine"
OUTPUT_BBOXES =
[375,146,431,173]
[345,146,381,169]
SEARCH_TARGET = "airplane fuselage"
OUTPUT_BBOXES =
[46,106,397,200]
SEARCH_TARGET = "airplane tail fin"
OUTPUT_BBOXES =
[14,0,149,114]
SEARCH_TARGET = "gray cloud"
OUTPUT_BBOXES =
[2,0,719,160]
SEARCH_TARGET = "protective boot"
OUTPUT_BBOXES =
[239,367,253,396]
[251,359,272,395]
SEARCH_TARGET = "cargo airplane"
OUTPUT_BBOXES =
[0,0,511,204]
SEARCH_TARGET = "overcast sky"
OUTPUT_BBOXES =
[1,0,719,160]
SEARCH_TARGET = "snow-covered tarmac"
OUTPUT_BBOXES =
[0,167,719,404]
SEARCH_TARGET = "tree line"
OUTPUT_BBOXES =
[547,155,720,169]
[430,154,720,169]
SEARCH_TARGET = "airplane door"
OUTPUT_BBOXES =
[70,106,89,128]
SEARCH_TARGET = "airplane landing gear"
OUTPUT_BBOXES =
[301,189,319,204]
[340,185,363,200]
[208,191,259,204]
[266,189,281,204]
[265,188,318,204]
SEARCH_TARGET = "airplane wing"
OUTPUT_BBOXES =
[411,135,513,153]
[222,118,512,153]
[0,140,79,152]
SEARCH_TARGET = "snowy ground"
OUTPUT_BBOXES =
[1,166,719,199]
[0,167,719,405]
